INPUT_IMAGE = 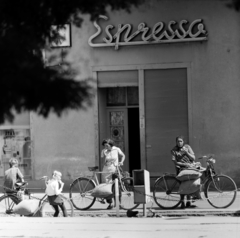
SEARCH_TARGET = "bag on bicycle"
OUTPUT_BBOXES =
[91,183,113,198]
[178,178,201,195]
[176,169,202,181]
[13,199,39,216]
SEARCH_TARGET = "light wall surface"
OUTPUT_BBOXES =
[30,0,240,185]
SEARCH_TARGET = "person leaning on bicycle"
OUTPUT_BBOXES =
[101,138,125,209]
[3,158,24,203]
[171,135,201,209]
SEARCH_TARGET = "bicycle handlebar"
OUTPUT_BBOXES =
[198,154,216,169]
[15,181,28,190]
[198,154,215,160]
[39,176,48,181]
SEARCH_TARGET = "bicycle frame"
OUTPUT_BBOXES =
[73,165,128,197]
[159,155,217,194]
[93,165,126,185]
[153,154,237,210]
[160,173,179,195]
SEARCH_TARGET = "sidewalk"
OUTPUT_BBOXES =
[72,202,240,218]
[29,192,240,217]
[1,191,239,217]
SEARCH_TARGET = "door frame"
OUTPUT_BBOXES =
[92,62,193,171]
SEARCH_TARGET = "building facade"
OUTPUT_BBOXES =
[1,0,240,188]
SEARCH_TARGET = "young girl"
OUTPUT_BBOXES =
[45,170,67,217]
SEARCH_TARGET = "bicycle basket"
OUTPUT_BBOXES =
[122,171,130,178]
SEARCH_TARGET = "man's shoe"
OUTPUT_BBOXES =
[127,210,138,217]
[6,209,14,214]
[180,202,185,209]
[186,201,191,208]
[107,204,113,210]
[98,199,105,204]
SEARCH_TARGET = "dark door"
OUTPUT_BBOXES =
[128,108,141,175]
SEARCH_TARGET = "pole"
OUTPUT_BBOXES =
[143,204,147,217]
[115,178,119,217]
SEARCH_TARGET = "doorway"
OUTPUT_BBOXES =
[98,87,141,174]
[128,108,141,175]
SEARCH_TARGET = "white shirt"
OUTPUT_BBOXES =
[45,179,61,196]
[101,146,124,166]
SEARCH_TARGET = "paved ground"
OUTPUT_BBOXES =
[31,191,240,217]
[1,191,240,237]
[1,216,240,238]
[1,191,240,217]
[70,190,240,217]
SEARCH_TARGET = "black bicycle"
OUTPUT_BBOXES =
[153,154,237,209]
[69,165,139,210]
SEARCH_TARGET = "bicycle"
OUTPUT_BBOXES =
[153,154,237,209]
[69,164,139,210]
[0,176,73,217]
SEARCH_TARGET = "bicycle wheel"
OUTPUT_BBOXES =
[41,195,74,217]
[0,195,20,216]
[69,177,96,210]
[205,175,237,208]
[153,175,181,209]
[119,177,139,210]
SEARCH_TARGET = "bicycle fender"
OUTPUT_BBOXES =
[70,177,97,187]
[202,174,228,193]
[154,177,163,186]
[153,175,176,186]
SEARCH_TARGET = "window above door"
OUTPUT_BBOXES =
[106,87,139,107]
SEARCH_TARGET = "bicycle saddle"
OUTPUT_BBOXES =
[15,181,28,189]
[88,166,99,171]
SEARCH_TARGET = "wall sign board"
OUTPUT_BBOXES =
[88,15,208,50]
[51,24,71,48]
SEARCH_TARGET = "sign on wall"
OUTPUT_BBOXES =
[51,24,71,48]
[88,15,208,50]
[0,129,32,178]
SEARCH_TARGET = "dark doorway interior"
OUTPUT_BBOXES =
[128,108,141,176]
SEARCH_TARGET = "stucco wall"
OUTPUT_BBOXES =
[32,0,240,185]
[32,110,95,181]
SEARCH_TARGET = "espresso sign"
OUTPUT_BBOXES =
[88,15,207,50]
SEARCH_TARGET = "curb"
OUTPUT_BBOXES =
[1,210,239,218]
[71,209,240,217]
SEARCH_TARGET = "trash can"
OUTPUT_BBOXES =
[133,170,150,204]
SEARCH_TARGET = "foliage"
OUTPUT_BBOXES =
[0,0,144,123]
[227,0,240,11]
